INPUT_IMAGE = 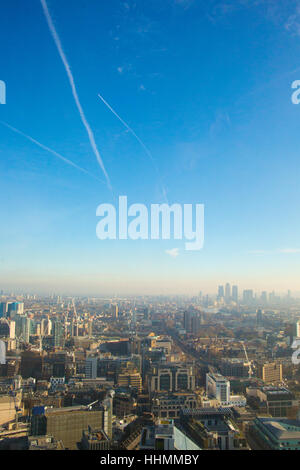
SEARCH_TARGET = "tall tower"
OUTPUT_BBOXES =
[232,285,238,303]
[111,304,118,319]
[225,283,231,303]
[218,285,224,299]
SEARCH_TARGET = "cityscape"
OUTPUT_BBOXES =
[0,286,300,450]
[1,0,300,456]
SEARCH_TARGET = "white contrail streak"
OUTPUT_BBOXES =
[40,0,111,189]
[97,93,168,202]
[1,121,105,184]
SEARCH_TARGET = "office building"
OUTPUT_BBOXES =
[206,373,230,404]
[111,304,118,319]
[31,395,113,450]
[257,362,282,384]
[0,303,8,319]
[117,369,142,393]
[85,357,98,379]
[225,283,231,303]
[20,351,43,379]
[217,286,224,300]
[243,290,254,304]
[149,364,195,393]
[53,321,65,349]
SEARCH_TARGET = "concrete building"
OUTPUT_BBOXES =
[220,358,249,378]
[149,364,195,393]
[247,386,299,418]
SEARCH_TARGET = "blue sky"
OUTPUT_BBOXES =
[1,0,300,295]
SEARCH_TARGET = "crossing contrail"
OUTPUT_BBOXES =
[1,121,105,184]
[97,93,168,202]
[40,0,111,190]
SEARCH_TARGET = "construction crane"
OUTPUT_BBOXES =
[39,333,45,352]
[86,400,99,410]
[241,341,253,379]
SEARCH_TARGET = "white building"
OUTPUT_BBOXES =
[206,372,230,404]
[206,372,246,407]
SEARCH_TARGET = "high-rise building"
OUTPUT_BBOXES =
[232,285,238,303]
[183,308,202,334]
[294,321,300,338]
[53,321,65,349]
[243,290,254,304]
[20,351,43,379]
[261,291,268,303]
[9,321,16,339]
[21,316,31,343]
[225,283,231,303]
[218,285,224,299]
[111,304,118,319]
[0,302,8,318]
[41,318,52,336]
[8,302,24,316]
[256,309,263,327]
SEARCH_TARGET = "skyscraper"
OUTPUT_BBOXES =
[85,356,98,379]
[225,283,231,303]
[0,302,7,318]
[256,309,263,327]
[53,321,65,348]
[232,285,238,303]
[218,285,224,299]
[111,304,118,319]
[243,290,254,304]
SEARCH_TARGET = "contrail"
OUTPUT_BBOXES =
[40,0,111,190]
[97,93,168,202]
[0,121,105,184]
